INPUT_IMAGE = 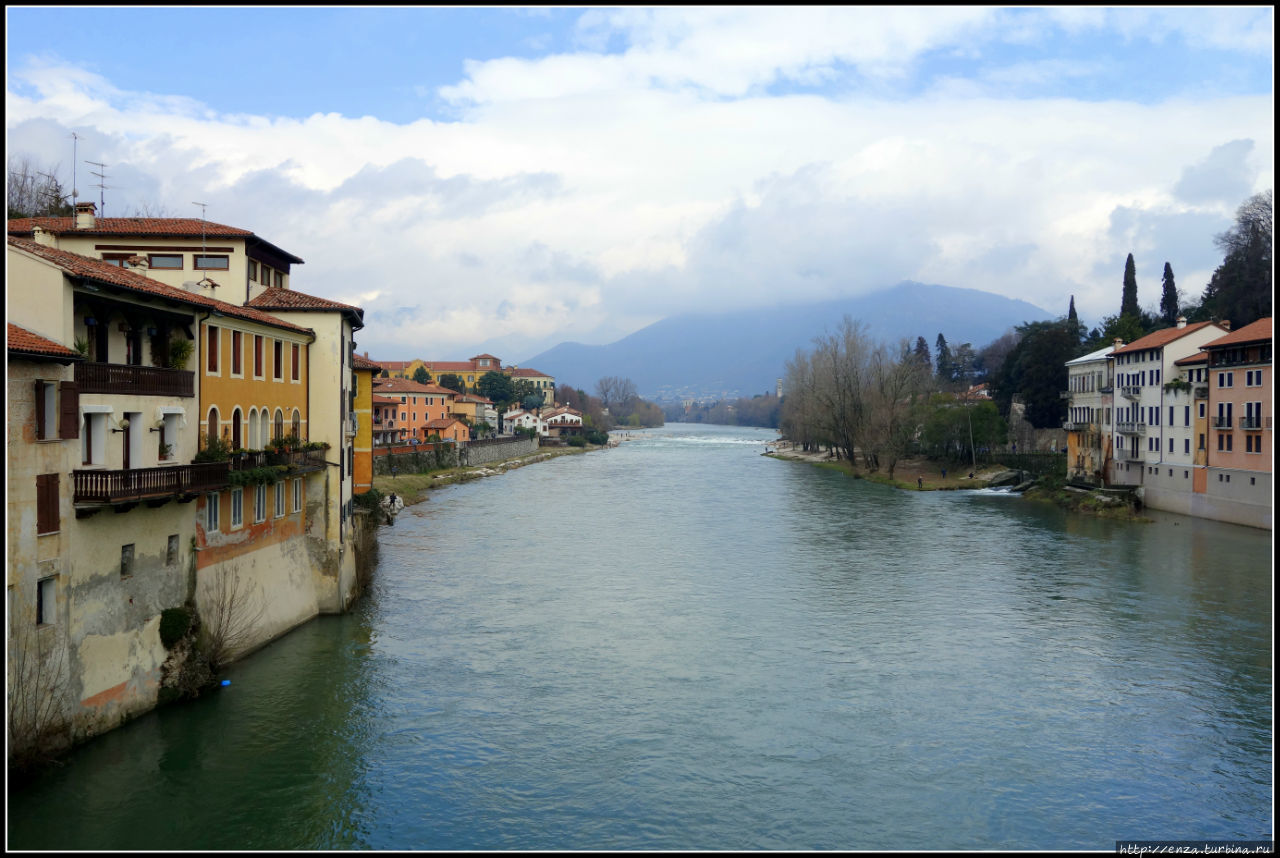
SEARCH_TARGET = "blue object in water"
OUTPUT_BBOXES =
[221,680,231,686]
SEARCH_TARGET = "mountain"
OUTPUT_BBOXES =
[521,281,1055,401]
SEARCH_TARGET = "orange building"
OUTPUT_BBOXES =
[371,377,458,442]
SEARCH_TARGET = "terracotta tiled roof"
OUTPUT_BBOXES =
[507,367,552,378]
[454,394,493,404]
[7,322,83,361]
[376,360,416,371]
[352,353,381,371]
[424,417,465,429]
[372,395,400,405]
[431,361,485,373]
[372,378,454,395]
[247,286,363,314]
[1111,321,1225,356]
[1202,317,1271,349]
[9,216,254,238]
[1174,352,1208,366]
[8,237,313,335]
[7,216,305,264]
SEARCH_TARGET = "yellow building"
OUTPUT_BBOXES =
[351,354,380,494]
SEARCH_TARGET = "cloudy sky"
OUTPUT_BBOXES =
[6,6,1273,361]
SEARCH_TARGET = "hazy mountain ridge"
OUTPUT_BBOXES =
[524,282,1055,400]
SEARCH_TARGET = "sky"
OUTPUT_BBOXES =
[5,6,1274,363]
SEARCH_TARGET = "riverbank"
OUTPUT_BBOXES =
[370,442,607,508]
[765,440,1002,491]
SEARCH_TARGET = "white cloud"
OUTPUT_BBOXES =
[6,9,1273,360]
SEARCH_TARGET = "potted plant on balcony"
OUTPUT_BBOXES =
[166,336,194,370]
[158,442,173,460]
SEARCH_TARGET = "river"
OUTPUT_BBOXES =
[6,424,1273,850]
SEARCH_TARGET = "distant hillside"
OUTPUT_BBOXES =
[523,281,1054,401]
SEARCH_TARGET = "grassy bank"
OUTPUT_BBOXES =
[370,444,597,508]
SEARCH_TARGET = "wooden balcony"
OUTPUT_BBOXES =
[75,362,195,397]
[74,462,229,506]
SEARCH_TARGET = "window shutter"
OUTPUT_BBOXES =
[35,380,47,439]
[58,381,79,440]
[36,473,59,534]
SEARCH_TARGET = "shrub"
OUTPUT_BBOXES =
[159,607,193,649]
[193,433,231,463]
[166,336,194,370]
[566,434,587,447]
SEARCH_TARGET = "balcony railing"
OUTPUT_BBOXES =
[1239,416,1267,430]
[229,449,328,470]
[1193,384,1208,399]
[1116,421,1146,435]
[75,362,195,397]
[1212,416,1232,429]
[74,462,229,505]
[1059,391,1072,400]
[1120,386,1142,400]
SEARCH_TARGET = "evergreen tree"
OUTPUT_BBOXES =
[913,336,932,373]
[1197,190,1272,326]
[412,366,431,385]
[1121,253,1140,318]
[1159,263,1179,325]
[934,333,953,385]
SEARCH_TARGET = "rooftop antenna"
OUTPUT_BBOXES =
[69,132,80,209]
[86,160,109,217]
[191,201,218,291]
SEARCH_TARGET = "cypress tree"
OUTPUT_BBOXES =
[935,333,953,384]
[914,336,932,372]
[1159,263,1179,325]
[1121,253,1139,317]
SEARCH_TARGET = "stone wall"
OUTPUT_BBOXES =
[461,436,538,467]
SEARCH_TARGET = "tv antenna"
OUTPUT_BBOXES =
[86,160,110,216]
[191,201,218,290]
[69,132,80,208]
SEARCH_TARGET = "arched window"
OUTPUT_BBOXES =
[248,408,258,449]
[231,407,242,449]
[274,408,284,441]
[291,409,301,439]
[206,407,219,446]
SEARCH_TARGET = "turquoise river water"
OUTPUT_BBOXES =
[6,424,1273,850]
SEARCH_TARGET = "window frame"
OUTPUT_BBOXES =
[148,253,183,270]
[194,254,229,270]
[230,487,244,530]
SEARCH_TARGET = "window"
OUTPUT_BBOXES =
[231,488,243,529]
[232,330,243,375]
[207,325,219,373]
[120,544,134,578]
[249,260,258,282]
[1184,406,1190,426]
[1168,438,1173,453]
[167,534,179,566]
[273,339,283,380]
[291,409,301,438]
[293,478,302,513]
[206,407,220,445]
[36,473,59,535]
[1218,372,1233,388]
[274,409,284,441]
[206,492,220,532]
[1184,439,1190,455]
[261,264,273,285]
[292,343,300,381]
[254,335,264,378]
[254,484,266,523]
[194,255,229,270]
[36,577,56,626]
[274,271,283,288]
[275,481,286,518]
[81,412,107,465]
[148,254,182,269]
[1198,403,1205,418]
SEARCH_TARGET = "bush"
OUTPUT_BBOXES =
[159,607,193,649]
[193,434,231,463]
[566,434,586,447]
[352,488,384,513]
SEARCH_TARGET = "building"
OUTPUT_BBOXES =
[542,406,585,438]
[370,377,459,443]
[351,354,380,494]
[1108,318,1228,488]
[1201,318,1271,528]
[505,366,556,407]
[1063,342,1119,485]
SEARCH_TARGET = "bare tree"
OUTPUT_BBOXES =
[199,570,266,671]
[7,155,73,218]
[7,620,72,772]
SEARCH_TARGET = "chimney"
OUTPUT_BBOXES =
[1176,316,1186,329]
[1113,338,1124,351]
[32,225,56,247]
[1221,320,1231,331]
[74,201,96,230]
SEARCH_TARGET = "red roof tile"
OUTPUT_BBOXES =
[352,353,381,371]
[7,216,306,265]
[507,367,552,378]
[8,237,313,335]
[1111,321,1225,356]
[1202,317,1271,349]
[372,378,454,395]
[245,289,363,330]
[7,322,83,360]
